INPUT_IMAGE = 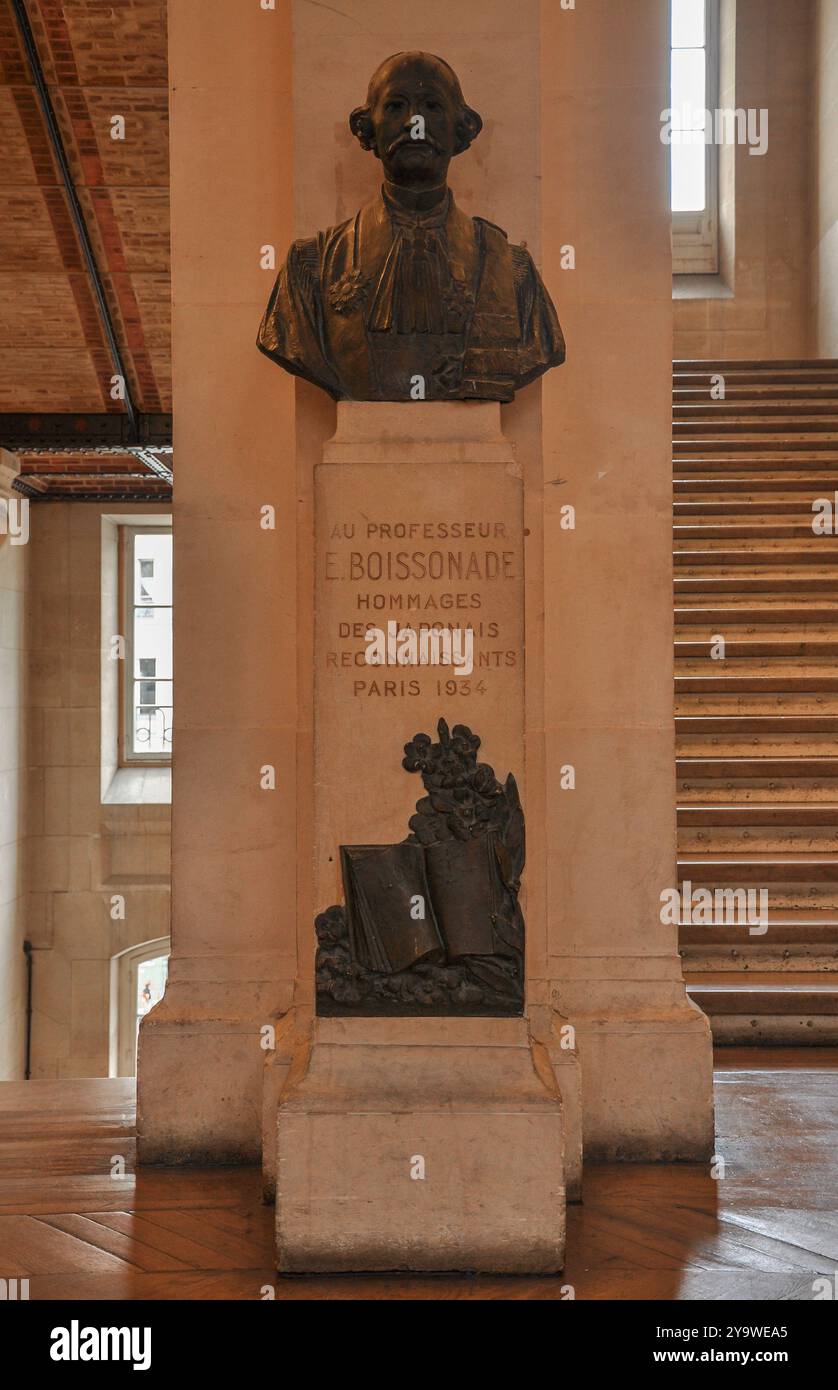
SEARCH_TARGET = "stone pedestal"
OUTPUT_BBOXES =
[276,1015,565,1274]
[265,402,570,1269]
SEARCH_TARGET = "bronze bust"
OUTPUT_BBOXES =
[258,52,565,402]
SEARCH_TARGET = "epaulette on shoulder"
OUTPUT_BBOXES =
[289,236,320,298]
[473,215,509,240]
[510,242,534,279]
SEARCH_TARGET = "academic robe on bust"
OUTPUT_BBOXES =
[257,187,565,403]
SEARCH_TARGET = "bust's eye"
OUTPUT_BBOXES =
[425,100,441,111]
[385,98,405,112]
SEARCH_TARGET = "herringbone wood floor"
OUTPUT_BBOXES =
[1,1050,836,1300]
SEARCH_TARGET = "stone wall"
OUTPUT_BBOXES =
[812,0,838,355]
[25,503,171,1078]
[674,0,814,361]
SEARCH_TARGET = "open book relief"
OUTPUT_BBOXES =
[315,720,524,1016]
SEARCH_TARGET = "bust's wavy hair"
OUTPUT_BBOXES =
[349,51,483,157]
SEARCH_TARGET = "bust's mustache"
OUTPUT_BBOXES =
[387,132,442,156]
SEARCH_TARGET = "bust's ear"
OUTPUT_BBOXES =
[454,104,483,156]
[349,106,376,152]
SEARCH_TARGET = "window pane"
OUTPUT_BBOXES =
[132,680,172,754]
[133,605,172,679]
[133,533,172,605]
[129,530,173,758]
[672,0,705,48]
[671,48,706,130]
[672,139,707,212]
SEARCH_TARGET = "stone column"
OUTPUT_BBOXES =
[539,0,714,1158]
[137,1,298,1162]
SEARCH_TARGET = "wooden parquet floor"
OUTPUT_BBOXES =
[1,1050,836,1300]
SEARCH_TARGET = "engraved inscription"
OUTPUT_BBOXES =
[321,515,522,698]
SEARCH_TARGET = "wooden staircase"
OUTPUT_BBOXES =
[673,359,838,1041]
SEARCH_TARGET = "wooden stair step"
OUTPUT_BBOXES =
[675,578,838,593]
[686,980,838,1016]
[675,464,838,475]
[675,422,838,437]
[675,547,838,558]
[674,403,838,419]
[675,502,833,514]
[678,789,838,800]
[679,831,838,853]
[677,739,838,758]
[678,855,838,882]
[676,715,838,734]
[675,525,832,540]
[673,374,838,388]
[674,358,838,370]
[676,632,838,646]
[677,757,838,777]
[676,676,838,693]
[678,803,838,826]
[676,699,838,718]
[676,639,838,658]
[675,444,838,455]
[674,478,838,493]
[680,916,838,946]
[674,387,838,402]
[675,603,838,619]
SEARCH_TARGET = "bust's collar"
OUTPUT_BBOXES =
[381,182,452,226]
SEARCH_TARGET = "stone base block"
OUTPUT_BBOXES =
[575,1002,715,1161]
[276,1015,565,1273]
[137,980,289,1164]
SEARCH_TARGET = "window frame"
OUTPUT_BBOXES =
[119,525,173,767]
[110,936,171,1077]
[671,0,721,276]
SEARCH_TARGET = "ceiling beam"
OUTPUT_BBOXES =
[0,413,172,451]
[10,0,141,439]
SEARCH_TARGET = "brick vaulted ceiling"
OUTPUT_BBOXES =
[0,0,171,498]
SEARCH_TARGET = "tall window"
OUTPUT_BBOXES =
[123,528,173,762]
[671,0,720,274]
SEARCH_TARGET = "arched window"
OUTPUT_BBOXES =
[109,938,170,1077]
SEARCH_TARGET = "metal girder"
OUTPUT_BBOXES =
[10,0,141,440]
[0,413,173,452]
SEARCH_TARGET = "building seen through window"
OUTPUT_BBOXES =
[126,530,173,760]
